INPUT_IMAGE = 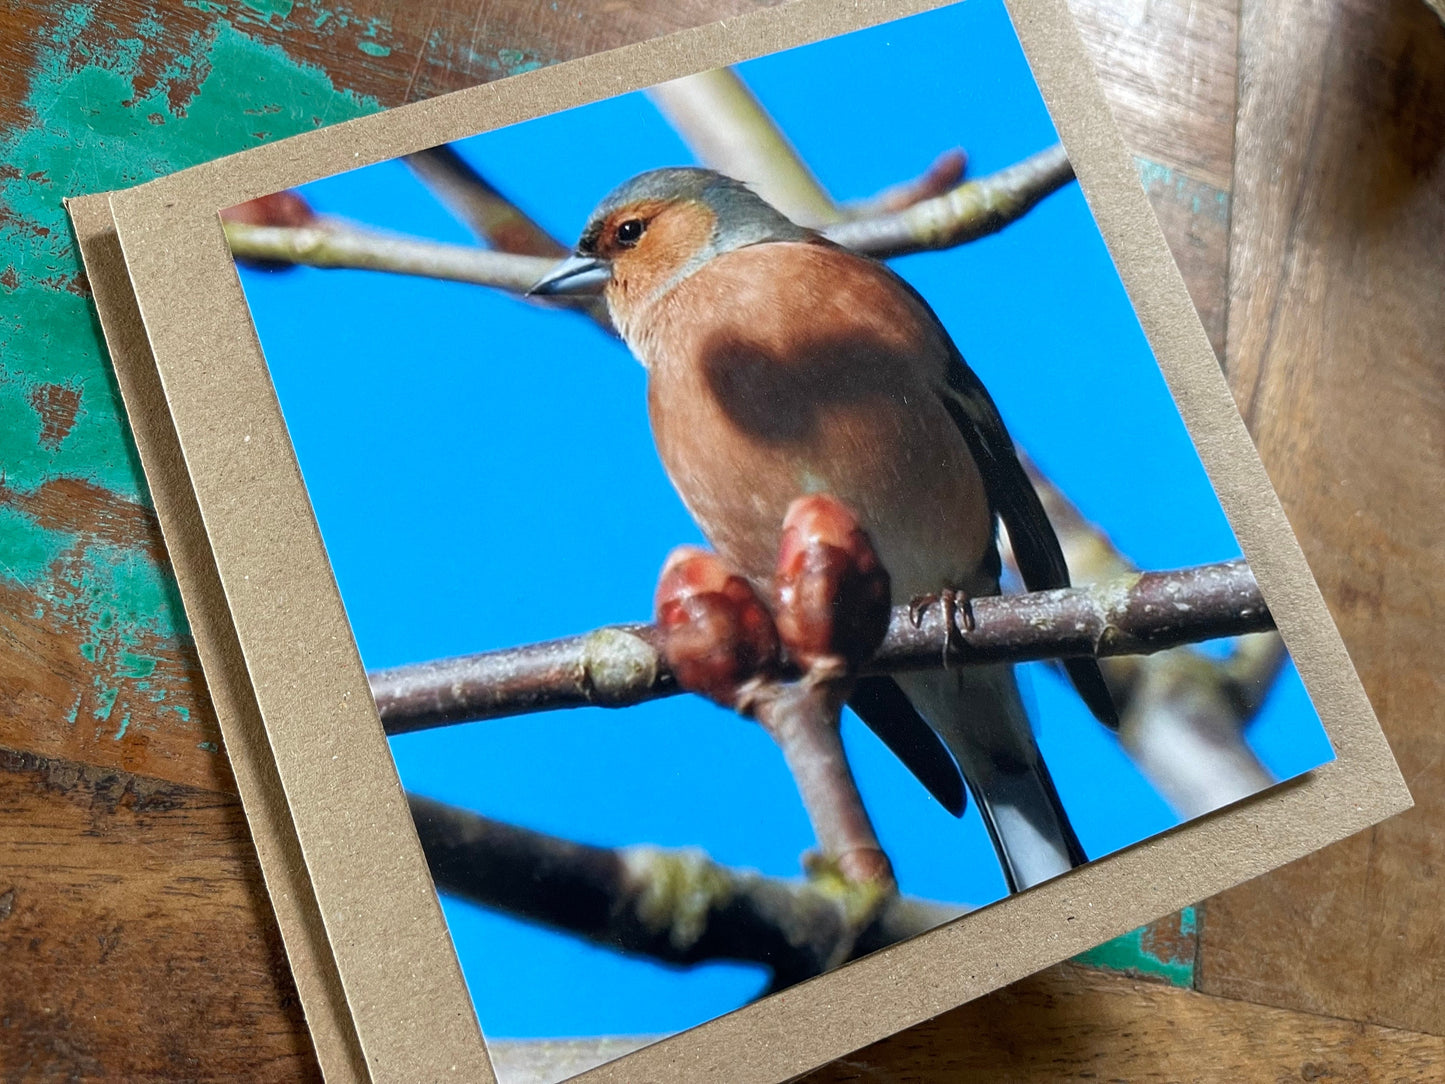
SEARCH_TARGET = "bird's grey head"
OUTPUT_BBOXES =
[580,167,813,255]
[529,168,814,300]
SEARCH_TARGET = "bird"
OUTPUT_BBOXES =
[531,166,1117,893]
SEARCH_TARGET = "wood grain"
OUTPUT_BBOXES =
[1199,0,1445,1038]
[1067,0,1237,353]
[1,0,1441,1078]
[482,961,1445,1084]
[0,479,233,795]
[798,963,1445,1083]
[0,747,317,1080]
[1067,0,1237,189]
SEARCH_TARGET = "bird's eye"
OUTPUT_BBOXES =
[615,218,646,246]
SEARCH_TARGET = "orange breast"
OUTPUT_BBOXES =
[633,241,995,598]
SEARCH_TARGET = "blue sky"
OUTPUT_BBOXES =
[235,0,1333,1042]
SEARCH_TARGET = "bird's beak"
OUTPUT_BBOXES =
[527,254,611,296]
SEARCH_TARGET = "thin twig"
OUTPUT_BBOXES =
[823,144,1075,258]
[840,148,969,218]
[409,794,964,987]
[648,68,842,228]
[752,682,893,887]
[371,559,1272,736]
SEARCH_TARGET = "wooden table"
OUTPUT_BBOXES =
[2,1,1442,1078]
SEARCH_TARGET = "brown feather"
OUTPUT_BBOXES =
[624,240,995,601]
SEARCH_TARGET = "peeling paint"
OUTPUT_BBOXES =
[1,7,380,493]
[497,47,544,76]
[93,685,119,722]
[1075,906,1197,987]
[0,3,381,758]
[116,651,157,678]
[240,0,295,20]
[1134,157,1229,225]
[0,506,72,584]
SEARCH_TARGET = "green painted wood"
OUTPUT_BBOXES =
[1,3,383,786]
[1075,905,1198,987]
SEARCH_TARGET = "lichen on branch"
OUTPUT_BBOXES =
[409,794,963,987]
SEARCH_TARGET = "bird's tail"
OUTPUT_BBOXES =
[895,664,1084,893]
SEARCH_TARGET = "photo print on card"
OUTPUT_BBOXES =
[189,0,1339,1072]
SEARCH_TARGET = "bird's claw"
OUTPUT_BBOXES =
[948,587,978,633]
[908,587,974,667]
[907,593,934,628]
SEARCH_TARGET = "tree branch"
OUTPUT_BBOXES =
[409,794,964,987]
[224,145,1074,289]
[649,69,970,226]
[823,144,1075,258]
[1115,635,1281,816]
[752,681,893,887]
[647,68,843,228]
[372,559,1272,736]
[840,148,969,219]
[223,218,560,293]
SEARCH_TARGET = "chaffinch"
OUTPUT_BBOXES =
[534,167,1116,891]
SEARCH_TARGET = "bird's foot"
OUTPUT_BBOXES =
[907,587,974,666]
